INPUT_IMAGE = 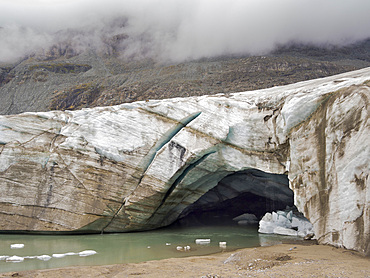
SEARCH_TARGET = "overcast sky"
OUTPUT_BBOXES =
[1,0,370,62]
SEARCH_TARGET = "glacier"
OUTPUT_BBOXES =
[0,67,369,255]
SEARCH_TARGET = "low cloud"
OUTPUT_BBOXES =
[1,0,370,63]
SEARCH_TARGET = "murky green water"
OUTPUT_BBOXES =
[0,225,302,273]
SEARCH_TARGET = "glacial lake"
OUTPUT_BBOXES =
[0,225,303,273]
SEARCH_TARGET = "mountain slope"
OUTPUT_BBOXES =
[1,39,370,115]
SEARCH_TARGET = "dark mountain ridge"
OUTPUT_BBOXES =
[1,38,369,115]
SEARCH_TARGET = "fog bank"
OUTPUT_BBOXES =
[1,0,370,62]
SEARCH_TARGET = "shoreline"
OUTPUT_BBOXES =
[1,242,369,278]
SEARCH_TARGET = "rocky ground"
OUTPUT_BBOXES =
[1,243,369,278]
[1,39,369,115]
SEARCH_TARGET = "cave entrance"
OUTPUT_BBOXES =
[172,169,294,227]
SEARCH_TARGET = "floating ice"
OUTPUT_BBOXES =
[176,246,191,251]
[1,250,96,263]
[79,250,97,256]
[195,239,211,245]
[6,256,24,262]
[37,255,52,261]
[10,244,24,249]
[52,250,96,258]
[219,242,227,248]
[52,253,67,258]
[64,252,78,256]
[24,256,37,259]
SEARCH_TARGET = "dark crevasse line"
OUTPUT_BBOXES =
[147,150,217,222]
[101,111,202,232]
[136,111,202,182]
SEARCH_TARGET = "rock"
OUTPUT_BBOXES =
[304,233,315,240]
[232,213,258,225]
[237,220,259,226]
[0,68,369,255]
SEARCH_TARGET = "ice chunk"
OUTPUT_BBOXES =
[286,211,293,221]
[258,220,275,234]
[274,226,298,236]
[6,256,24,262]
[219,242,227,248]
[259,209,314,237]
[64,252,77,256]
[24,256,36,259]
[261,212,272,221]
[52,253,67,258]
[195,239,211,244]
[272,212,278,222]
[10,244,24,249]
[37,255,52,261]
[79,250,97,256]
[177,246,191,251]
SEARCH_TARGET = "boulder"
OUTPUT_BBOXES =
[233,213,258,225]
